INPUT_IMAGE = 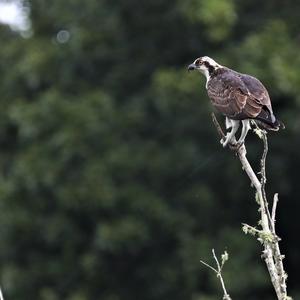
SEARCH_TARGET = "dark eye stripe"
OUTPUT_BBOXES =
[203,61,215,74]
[204,61,210,67]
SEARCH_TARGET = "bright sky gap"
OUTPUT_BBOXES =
[0,0,30,32]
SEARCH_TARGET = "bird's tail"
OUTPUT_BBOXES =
[255,118,285,131]
[273,119,285,130]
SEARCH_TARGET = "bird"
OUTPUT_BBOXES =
[188,56,284,147]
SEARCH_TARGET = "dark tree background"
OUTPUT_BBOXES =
[0,0,299,299]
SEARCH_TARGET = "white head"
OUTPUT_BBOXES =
[188,56,223,84]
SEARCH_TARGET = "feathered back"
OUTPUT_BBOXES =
[207,68,282,130]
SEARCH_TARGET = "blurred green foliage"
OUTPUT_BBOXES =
[0,0,299,299]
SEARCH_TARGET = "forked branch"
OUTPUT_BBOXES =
[200,249,232,300]
[210,113,290,300]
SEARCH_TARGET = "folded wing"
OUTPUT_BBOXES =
[207,69,278,128]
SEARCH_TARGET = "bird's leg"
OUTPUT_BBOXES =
[237,119,251,145]
[221,119,240,147]
[225,117,232,130]
[224,117,238,144]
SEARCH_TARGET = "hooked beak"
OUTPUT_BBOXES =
[188,63,196,71]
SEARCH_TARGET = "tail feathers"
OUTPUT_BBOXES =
[255,118,285,131]
[273,119,285,130]
[254,107,285,131]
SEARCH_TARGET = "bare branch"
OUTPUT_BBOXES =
[212,249,232,300]
[201,249,232,300]
[211,114,290,300]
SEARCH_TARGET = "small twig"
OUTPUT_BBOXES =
[200,260,218,273]
[212,249,222,270]
[260,130,268,191]
[255,125,274,232]
[212,113,226,139]
[272,193,279,228]
[200,249,232,300]
[242,223,262,236]
[212,250,231,300]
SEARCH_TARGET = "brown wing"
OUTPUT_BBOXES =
[238,73,276,123]
[207,69,251,119]
[207,69,275,123]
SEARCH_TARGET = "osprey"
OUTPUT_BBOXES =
[188,56,284,147]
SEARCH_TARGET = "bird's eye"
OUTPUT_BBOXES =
[196,60,202,65]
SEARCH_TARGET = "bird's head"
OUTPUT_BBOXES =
[188,56,222,79]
